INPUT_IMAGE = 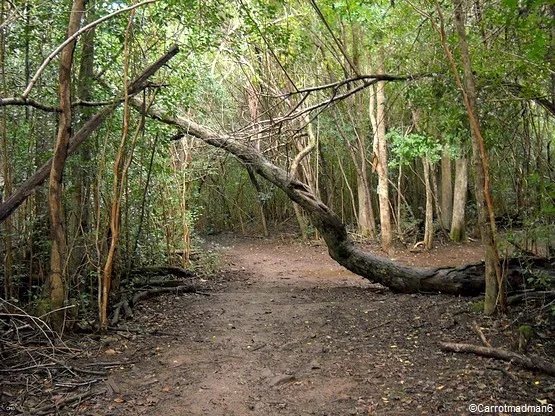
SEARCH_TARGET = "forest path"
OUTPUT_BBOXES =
[97,235,551,415]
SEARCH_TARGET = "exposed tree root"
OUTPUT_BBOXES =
[110,266,197,326]
[127,266,196,280]
[110,284,200,326]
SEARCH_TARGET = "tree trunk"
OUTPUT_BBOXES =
[351,114,376,238]
[180,156,191,267]
[246,84,270,237]
[450,157,468,242]
[422,158,434,250]
[0,0,13,299]
[247,165,269,237]
[370,51,392,253]
[349,25,376,239]
[441,150,453,229]
[47,0,85,331]
[137,101,547,297]
[100,12,135,329]
[396,164,404,236]
[333,109,375,238]
[290,113,318,240]
[70,0,96,284]
[129,134,158,271]
[357,176,374,238]
[452,0,505,314]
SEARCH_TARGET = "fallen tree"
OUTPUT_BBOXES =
[135,99,554,295]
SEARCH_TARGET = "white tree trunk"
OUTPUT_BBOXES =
[450,157,468,242]
[423,158,434,250]
[441,150,453,229]
[370,51,392,253]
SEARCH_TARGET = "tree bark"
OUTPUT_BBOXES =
[100,12,136,329]
[370,51,392,253]
[70,0,96,280]
[332,109,375,238]
[350,26,376,239]
[247,165,269,237]
[136,101,550,296]
[357,176,375,237]
[450,157,468,242]
[441,150,453,229]
[246,84,269,237]
[0,0,13,299]
[422,158,434,250]
[47,0,85,331]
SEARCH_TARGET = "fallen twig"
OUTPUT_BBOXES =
[367,320,392,332]
[250,343,267,352]
[439,342,555,376]
[507,290,555,305]
[83,360,137,368]
[128,266,196,279]
[471,321,491,347]
[55,378,105,388]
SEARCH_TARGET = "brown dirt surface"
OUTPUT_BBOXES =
[10,235,554,415]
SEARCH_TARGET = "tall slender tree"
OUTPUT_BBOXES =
[449,0,505,313]
[371,50,392,253]
[47,0,85,330]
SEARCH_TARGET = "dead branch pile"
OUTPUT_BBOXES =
[0,298,116,414]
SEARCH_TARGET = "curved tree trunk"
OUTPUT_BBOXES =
[137,101,549,296]
[451,0,504,314]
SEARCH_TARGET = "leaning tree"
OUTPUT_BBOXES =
[134,89,550,296]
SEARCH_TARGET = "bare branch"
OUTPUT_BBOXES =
[0,96,60,112]
[280,73,425,98]
[0,97,125,112]
[233,73,427,140]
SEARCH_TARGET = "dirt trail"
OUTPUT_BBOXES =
[95,236,554,416]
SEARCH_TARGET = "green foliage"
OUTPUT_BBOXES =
[387,128,442,167]
[526,269,553,292]
[471,300,485,313]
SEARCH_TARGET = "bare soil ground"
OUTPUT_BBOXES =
[4,234,554,415]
